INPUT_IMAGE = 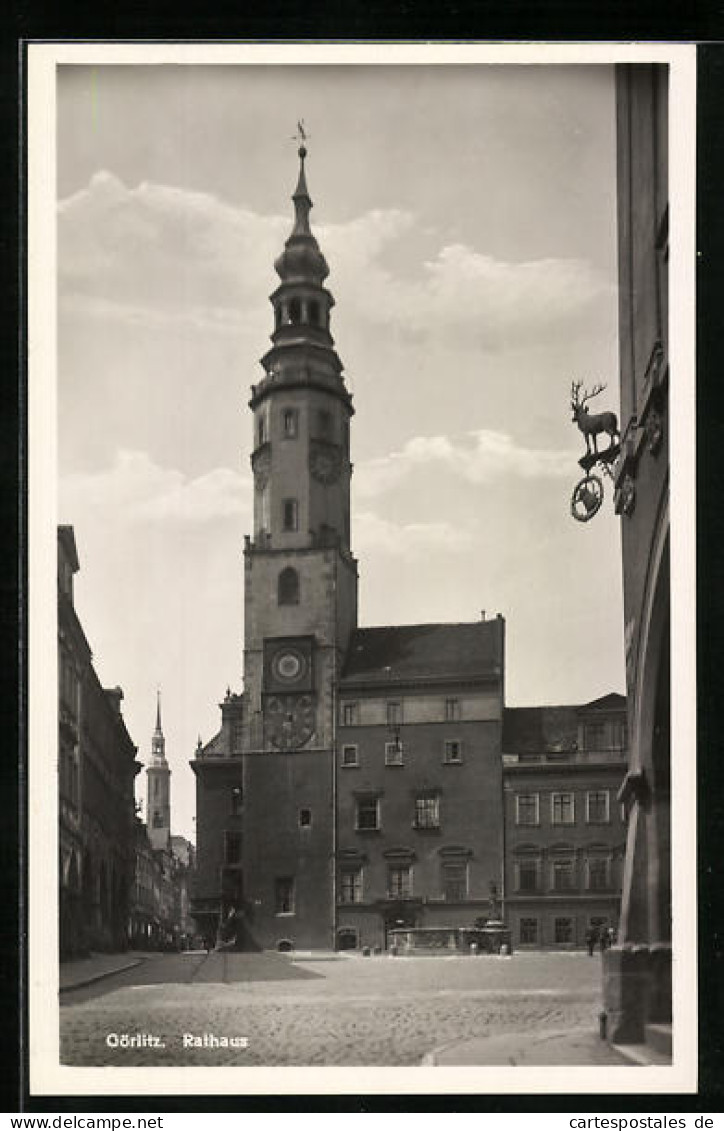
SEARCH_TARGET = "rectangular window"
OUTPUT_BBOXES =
[224,832,242,865]
[317,409,332,438]
[444,697,461,721]
[298,807,312,828]
[414,795,440,830]
[282,498,299,531]
[341,702,358,726]
[275,876,295,915]
[552,858,575,891]
[386,701,402,726]
[519,917,539,945]
[443,739,462,764]
[515,793,539,825]
[586,790,610,823]
[584,722,607,751]
[341,744,358,767]
[258,486,269,534]
[517,859,539,892]
[587,857,609,890]
[356,797,380,831]
[551,792,575,825]
[257,415,267,446]
[230,787,243,816]
[611,720,628,749]
[554,917,574,944]
[387,865,412,899]
[282,408,298,438]
[442,861,468,902]
[340,867,362,904]
[385,740,403,766]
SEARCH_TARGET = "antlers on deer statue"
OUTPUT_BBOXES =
[570,381,620,457]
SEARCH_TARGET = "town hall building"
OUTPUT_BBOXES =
[190,145,508,951]
[190,145,625,954]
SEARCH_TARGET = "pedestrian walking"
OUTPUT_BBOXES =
[585,926,598,956]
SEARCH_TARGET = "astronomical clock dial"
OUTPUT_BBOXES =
[270,645,310,688]
[265,694,316,750]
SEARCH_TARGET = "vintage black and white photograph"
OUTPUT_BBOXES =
[28,42,696,1095]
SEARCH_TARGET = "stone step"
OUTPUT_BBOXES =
[645,1022,673,1058]
[612,1041,671,1066]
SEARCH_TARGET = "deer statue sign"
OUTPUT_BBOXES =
[569,380,621,523]
[571,381,620,457]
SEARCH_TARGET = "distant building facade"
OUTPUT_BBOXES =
[503,694,627,949]
[190,691,245,947]
[58,526,139,958]
[129,709,197,950]
[605,64,671,1045]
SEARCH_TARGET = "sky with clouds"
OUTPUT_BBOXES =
[56,59,624,842]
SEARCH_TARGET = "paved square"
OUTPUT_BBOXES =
[60,950,611,1066]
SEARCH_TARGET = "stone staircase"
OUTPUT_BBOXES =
[614,1022,673,1066]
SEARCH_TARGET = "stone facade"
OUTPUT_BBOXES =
[335,620,505,952]
[58,526,140,958]
[503,694,627,949]
[604,63,671,1044]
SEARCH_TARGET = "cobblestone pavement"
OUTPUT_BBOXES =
[60,951,608,1067]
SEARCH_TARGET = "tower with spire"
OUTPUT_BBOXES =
[146,691,171,852]
[191,135,510,955]
[239,142,358,948]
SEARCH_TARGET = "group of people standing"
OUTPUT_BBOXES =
[586,924,616,955]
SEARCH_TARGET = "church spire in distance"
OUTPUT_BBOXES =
[152,689,166,763]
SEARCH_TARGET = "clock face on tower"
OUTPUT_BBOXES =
[270,645,309,687]
[265,694,316,750]
[263,636,314,695]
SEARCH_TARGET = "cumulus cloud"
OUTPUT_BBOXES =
[58,173,612,349]
[354,429,577,499]
[354,511,473,559]
[321,220,613,348]
[61,449,251,526]
[59,171,285,322]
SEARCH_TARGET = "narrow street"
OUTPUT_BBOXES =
[60,950,624,1067]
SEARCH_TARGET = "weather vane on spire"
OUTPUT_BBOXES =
[291,119,309,146]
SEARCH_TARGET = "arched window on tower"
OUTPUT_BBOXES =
[275,305,282,330]
[278,566,300,606]
[289,298,302,325]
[308,300,320,325]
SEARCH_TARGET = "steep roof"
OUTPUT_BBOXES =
[579,691,626,713]
[341,619,503,687]
[503,692,626,754]
[502,706,578,754]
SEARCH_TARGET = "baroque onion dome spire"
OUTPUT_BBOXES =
[273,145,330,284]
[252,142,352,412]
